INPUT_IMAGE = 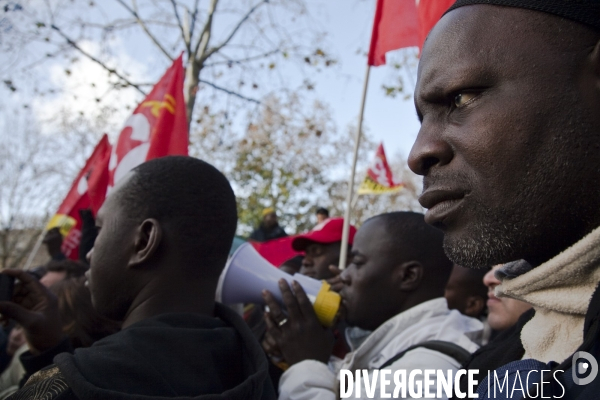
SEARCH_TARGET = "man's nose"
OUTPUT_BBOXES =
[407,122,453,176]
[301,255,313,267]
[340,269,350,285]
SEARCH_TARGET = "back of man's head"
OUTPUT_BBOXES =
[118,156,237,276]
[88,156,237,322]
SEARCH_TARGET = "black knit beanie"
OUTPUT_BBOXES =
[446,0,600,31]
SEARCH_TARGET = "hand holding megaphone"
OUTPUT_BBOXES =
[261,279,335,367]
[216,243,341,327]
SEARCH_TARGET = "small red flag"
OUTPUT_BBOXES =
[108,54,188,188]
[367,0,455,66]
[358,143,404,195]
[47,134,111,260]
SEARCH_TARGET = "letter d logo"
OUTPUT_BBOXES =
[572,351,598,385]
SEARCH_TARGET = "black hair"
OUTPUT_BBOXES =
[119,156,237,277]
[316,207,329,217]
[46,260,88,279]
[451,264,488,300]
[368,211,453,290]
[279,255,304,275]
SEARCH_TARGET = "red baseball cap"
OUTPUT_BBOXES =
[291,217,357,251]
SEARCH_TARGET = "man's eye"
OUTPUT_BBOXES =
[453,92,477,108]
[351,257,364,266]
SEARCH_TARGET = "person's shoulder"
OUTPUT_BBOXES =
[388,346,462,371]
[7,365,77,400]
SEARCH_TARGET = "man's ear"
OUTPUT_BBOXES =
[395,261,424,291]
[129,218,162,268]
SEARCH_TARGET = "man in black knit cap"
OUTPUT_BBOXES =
[409,0,600,398]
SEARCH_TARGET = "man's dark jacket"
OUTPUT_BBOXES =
[8,303,275,400]
[454,308,534,397]
[249,224,287,242]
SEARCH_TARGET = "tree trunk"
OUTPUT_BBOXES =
[184,59,201,131]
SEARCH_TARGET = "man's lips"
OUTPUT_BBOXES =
[419,189,466,224]
[487,292,500,305]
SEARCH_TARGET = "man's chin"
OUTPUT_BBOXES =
[442,229,515,270]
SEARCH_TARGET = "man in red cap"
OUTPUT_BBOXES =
[292,217,356,284]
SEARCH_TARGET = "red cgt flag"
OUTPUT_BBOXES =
[47,134,111,260]
[357,143,404,195]
[368,0,455,66]
[108,54,188,189]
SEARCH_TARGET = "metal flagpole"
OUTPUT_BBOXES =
[338,64,371,270]
[23,213,56,270]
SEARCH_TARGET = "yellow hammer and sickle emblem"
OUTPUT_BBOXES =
[140,94,176,117]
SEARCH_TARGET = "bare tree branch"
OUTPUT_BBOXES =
[50,24,148,96]
[202,48,280,67]
[200,0,268,63]
[199,80,260,104]
[194,0,219,62]
[114,0,174,61]
[189,0,200,41]
[170,0,190,53]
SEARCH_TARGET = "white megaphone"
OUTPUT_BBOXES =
[216,242,341,327]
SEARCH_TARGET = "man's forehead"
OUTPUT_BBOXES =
[353,219,387,250]
[418,5,546,94]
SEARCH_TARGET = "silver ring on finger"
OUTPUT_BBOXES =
[278,318,288,327]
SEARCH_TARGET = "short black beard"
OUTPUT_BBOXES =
[442,215,521,270]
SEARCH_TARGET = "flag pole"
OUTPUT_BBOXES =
[23,230,45,270]
[23,214,62,270]
[338,64,371,270]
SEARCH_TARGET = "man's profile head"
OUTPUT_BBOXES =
[87,156,237,322]
[484,265,532,331]
[292,217,356,280]
[408,2,600,269]
[340,212,452,331]
[445,264,487,319]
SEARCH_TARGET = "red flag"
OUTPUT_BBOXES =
[358,143,404,194]
[368,0,418,66]
[367,0,455,66]
[108,54,188,188]
[416,0,456,47]
[47,134,111,260]
[250,236,301,268]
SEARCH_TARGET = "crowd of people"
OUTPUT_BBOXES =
[1,0,599,399]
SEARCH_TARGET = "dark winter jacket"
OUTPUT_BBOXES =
[8,303,275,400]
